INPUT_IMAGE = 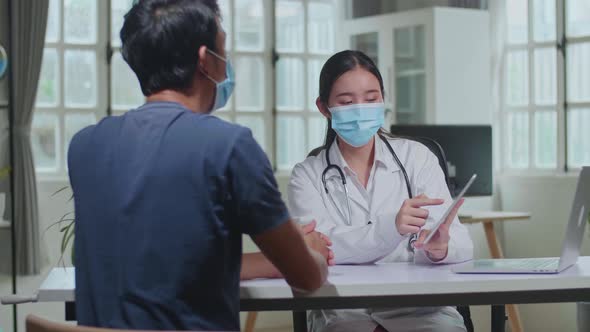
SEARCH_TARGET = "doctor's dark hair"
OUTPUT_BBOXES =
[318,50,386,148]
[120,0,220,96]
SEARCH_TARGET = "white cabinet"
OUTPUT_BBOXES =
[340,7,491,125]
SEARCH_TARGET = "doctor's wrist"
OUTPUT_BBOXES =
[425,248,448,262]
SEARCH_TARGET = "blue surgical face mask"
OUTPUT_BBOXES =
[202,49,235,112]
[328,103,385,147]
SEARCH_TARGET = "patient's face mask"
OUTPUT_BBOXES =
[201,49,235,112]
[328,103,385,147]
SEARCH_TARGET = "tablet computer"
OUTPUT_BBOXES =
[422,174,477,244]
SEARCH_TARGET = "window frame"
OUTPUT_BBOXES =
[34,0,108,177]
[500,0,590,174]
[215,0,275,165]
[33,0,338,178]
[274,0,337,172]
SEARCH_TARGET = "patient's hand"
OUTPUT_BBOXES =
[300,220,335,266]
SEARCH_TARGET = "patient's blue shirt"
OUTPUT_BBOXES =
[68,102,289,330]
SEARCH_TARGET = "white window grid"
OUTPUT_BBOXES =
[215,0,275,164]
[34,0,108,175]
[33,0,338,176]
[274,0,336,171]
[500,0,590,173]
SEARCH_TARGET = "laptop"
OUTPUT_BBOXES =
[453,167,590,274]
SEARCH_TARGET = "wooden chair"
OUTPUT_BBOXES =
[25,315,226,332]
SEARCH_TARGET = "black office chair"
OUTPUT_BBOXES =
[307,136,475,332]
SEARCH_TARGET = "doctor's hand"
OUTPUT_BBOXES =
[414,198,464,262]
[300,220,335,266]
[395,194,444,236]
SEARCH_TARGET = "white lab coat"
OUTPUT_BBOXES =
[288,136,474,332]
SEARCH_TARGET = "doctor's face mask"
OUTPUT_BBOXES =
[328,103,385,147]
[319,58,385,147]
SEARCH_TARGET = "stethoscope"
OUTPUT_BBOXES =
[321,134,418,252]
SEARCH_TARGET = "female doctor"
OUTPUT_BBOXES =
[287,50,473,332]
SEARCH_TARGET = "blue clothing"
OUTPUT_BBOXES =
[68,102,289,331]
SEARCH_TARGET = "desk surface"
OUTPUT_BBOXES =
[38,257,590,310]
[459,211,531,224]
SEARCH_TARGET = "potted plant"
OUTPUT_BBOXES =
[47,186,75,266]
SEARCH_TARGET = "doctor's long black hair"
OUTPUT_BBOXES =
[317,50,392,150]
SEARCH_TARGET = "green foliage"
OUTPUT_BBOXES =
[50,187,75,266]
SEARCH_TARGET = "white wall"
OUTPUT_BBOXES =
[499,174,589,332]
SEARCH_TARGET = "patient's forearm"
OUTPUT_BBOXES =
[240,252,282,280]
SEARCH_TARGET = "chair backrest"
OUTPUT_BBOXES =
[25,315,218,332]
[397,135,452,191]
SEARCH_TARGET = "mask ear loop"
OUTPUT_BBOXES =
[201,49,228,84]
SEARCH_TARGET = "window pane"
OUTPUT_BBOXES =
[534,111,557,168]
[46,0,60,43]
[308,116,327,152]
[111,0,135,47]
[36,49,60,107]
[235,56,264,111]
[506,50,529,106]
[567,109,590,168]
[534,48,556,105]
[65,113,97,159]
[111,51,144,111]
[351,32,378,66]
[307,59,324,110]
[308,2,335,54]
[533,0,556,42]
[65,50,97,108]
[395,25,426,124]
[64,0,97,44]
[277,116,305,170]
[277,57,304,111]
[395,26,425,71]
[219,0,232,51]
[235,0,264,51]
[507,0,528,44]
[506,112,529,168]
[276,0,304,53]
[567,0,590,37]
[32,113,59,171]
[235,115,266,151]
[567,42,590,103]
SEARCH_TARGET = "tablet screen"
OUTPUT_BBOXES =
[423,174,477,244]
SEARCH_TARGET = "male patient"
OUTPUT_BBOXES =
[68,0,329,330]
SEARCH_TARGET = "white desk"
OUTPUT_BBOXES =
[34,258,590,332]
[459,210,532,332]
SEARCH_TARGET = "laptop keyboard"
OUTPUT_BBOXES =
[515,258,559,269]
[475,258,559,270]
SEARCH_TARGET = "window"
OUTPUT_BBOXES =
[565,0,590,168]
[275,0,336,170]
[502,0,590,171]
[33,0,336,175]
[33,0,105,173]
[215,0,273,159]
